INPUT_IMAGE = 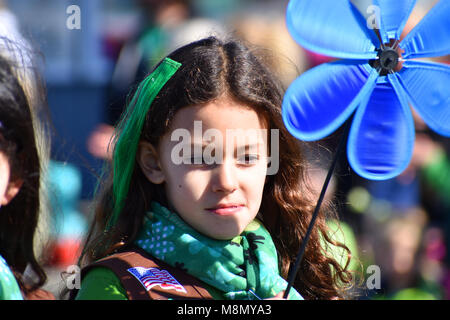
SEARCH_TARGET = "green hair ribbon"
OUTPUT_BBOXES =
[107,57,181,230]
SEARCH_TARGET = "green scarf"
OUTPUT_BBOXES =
[0,255,23,300]
[135,202,303,300]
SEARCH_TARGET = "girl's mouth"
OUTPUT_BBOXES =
[206,205,245,216]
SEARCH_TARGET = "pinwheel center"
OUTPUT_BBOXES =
[370,47,400,76]
[380,48,399,70]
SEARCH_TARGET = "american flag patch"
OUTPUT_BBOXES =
[127,267,187,293]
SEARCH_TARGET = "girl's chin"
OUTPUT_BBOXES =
[201,225,247,241]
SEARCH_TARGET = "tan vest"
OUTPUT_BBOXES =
[73,246,213,300]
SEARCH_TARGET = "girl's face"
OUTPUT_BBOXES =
[0,152,10,205]
[139,98,269,240]
[0,151,22,207]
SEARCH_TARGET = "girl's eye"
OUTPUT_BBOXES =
[183,154,260,166]
[237,154,259,165]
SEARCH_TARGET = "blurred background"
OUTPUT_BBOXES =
[1,0,448,299]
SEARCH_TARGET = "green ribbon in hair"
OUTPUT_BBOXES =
[107,57,182,230]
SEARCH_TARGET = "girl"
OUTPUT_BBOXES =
[75,37,352,300]
[0,48,51,299]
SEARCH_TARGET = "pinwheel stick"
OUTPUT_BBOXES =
[283,117,352,299]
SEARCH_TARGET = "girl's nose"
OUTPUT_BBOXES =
[211,161,238,193]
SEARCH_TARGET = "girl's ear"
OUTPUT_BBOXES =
[137,141,166,184]
[1,179,23,205]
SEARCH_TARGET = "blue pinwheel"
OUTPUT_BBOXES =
[282,0,450,180]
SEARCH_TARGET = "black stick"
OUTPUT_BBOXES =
[283,119,352,299]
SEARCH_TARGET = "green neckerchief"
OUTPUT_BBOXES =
[135,202,303,300]
[0,255,23,300]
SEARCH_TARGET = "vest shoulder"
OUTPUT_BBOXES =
[79,246,213,300]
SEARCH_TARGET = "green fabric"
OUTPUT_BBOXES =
[0,255,23,300]
[75,267,128,300]
[108,57,181,230]
[138,27,168,70]
[391,288,437,300]
[135,202,303,300]
[422,149,450,206]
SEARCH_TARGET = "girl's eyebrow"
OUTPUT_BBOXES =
[189,142,263,150]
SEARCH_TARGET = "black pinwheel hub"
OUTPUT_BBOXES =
[379,48,399,70]
[370,46,400,76]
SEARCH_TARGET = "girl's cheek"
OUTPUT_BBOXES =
[166,168,208,199]
[183,170,210,194]
[0,179,8,202]
[0,156,11,204]
[242,164,268,184]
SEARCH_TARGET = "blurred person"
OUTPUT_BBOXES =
[2,1,88,298]
[407,111,450,207]
[371,211,449,300]
[232,12,307,89]
[379,208,428,295]
[0,0,31,65]
[0,40,53,300]
[47,161,87,269]
[88,0,225,160]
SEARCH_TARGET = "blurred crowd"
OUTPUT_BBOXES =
[0,0,449,300]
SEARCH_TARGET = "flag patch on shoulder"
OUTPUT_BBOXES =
[127,267,187,293]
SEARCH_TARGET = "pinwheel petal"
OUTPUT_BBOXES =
[286,0,378,60]
[400,0,450,59]
[373,0,417,43]
[282,61,378,141]
[397,60,450,136]
[348,76,415,180]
